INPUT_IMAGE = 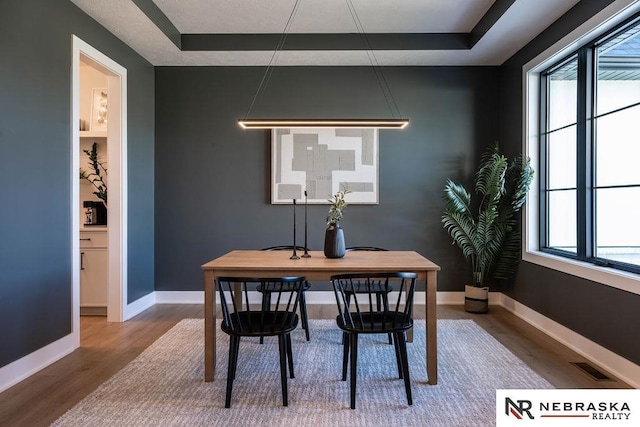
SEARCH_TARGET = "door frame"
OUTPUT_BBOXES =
[71,35,128,332]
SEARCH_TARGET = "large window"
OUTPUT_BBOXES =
[540,14,640,274]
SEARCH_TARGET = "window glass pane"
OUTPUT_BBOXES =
[596,187,640,266]
[547,189,577,253]
[548,58,578,130]
[547,125,576,189]
[595,105,640,187]
[537,15,640,274]
[596,23,640,116]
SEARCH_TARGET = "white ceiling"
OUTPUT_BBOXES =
[157,0,493,33]
[70,0,582,66]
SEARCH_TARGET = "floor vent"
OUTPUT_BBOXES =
[571,362,613,381]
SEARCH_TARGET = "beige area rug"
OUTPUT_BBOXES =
[51,319,552,427]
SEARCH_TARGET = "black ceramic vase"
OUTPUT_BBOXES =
[324,222,346,258]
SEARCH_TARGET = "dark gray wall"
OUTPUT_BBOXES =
[500,0,640,365]
[0,0,155,367]
[155,66,500,292]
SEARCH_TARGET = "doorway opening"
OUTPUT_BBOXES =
[71,36,128,339]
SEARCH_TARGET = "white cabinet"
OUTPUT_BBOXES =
[80,229,108,315]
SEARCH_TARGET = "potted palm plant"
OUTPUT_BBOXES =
[442,143,534,313]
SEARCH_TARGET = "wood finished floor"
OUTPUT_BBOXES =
[0,304,630,426]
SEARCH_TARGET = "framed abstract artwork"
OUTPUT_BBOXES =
[271,128,378,204]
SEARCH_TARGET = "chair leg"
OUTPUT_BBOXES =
[383,294,392,344]
[231,335,241,380]
[349,333,358,410]
[342,295,351,345]
[260,292,270,344]
[278,335,289,406]
[225,335,239,408]
[342,332,350,381]
[300,290,310,341]
[393,332,403,379]
[397,331,413,406]
[286,333,295,378]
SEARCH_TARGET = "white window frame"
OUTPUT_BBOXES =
[522,0,640,296]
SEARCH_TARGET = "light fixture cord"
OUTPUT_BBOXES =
[244,0,302,119]
[346,0,403,119]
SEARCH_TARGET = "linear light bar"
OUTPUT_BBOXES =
[238,118,409,129]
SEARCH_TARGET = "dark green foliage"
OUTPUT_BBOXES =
[442,143,534,287]
[80,142,108,205]
[326,185,351,225]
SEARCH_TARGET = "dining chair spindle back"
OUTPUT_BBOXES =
[258,246,311,342]
[344,247,392,344]
[331,271,418,409]
[217,276,306,408]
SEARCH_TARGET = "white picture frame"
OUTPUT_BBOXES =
[271,128,379,204]
[90,88,108,132]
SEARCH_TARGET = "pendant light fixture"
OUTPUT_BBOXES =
[238,0,409,130]
[238,118,409,129]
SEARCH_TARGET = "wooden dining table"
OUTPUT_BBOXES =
[201,250,441,384]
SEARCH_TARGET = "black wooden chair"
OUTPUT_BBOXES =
[344,247,392,344]
[258,246,311,342]
[217,276,306,408]
[331,272,417,409]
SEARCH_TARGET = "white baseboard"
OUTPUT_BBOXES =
[124,292,156,320]
[0,291,156,393]
[500,293,640,389]
[155,291,204,304]
[0,332,77,393]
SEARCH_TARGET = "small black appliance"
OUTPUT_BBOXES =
[83,201,107,226]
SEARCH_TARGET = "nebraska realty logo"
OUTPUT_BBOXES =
[496,390,640,426]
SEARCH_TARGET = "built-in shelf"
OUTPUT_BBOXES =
[80,131,107,138]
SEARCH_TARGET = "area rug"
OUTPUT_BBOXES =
[51,319,552,427]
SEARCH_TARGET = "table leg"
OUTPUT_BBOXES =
[204,270,216,382]
[233,282,242,308]
[426,270,438,384]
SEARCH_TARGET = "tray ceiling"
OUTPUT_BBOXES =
[70,0,582,66]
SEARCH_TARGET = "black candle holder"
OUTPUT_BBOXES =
[302,190,311,258]
[290,199,300,260]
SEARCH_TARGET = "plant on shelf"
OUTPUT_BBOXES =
[324,185,351,258]
[442,142,534,313]
[80,142,108,207]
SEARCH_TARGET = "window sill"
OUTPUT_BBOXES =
[523,250,640,296]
